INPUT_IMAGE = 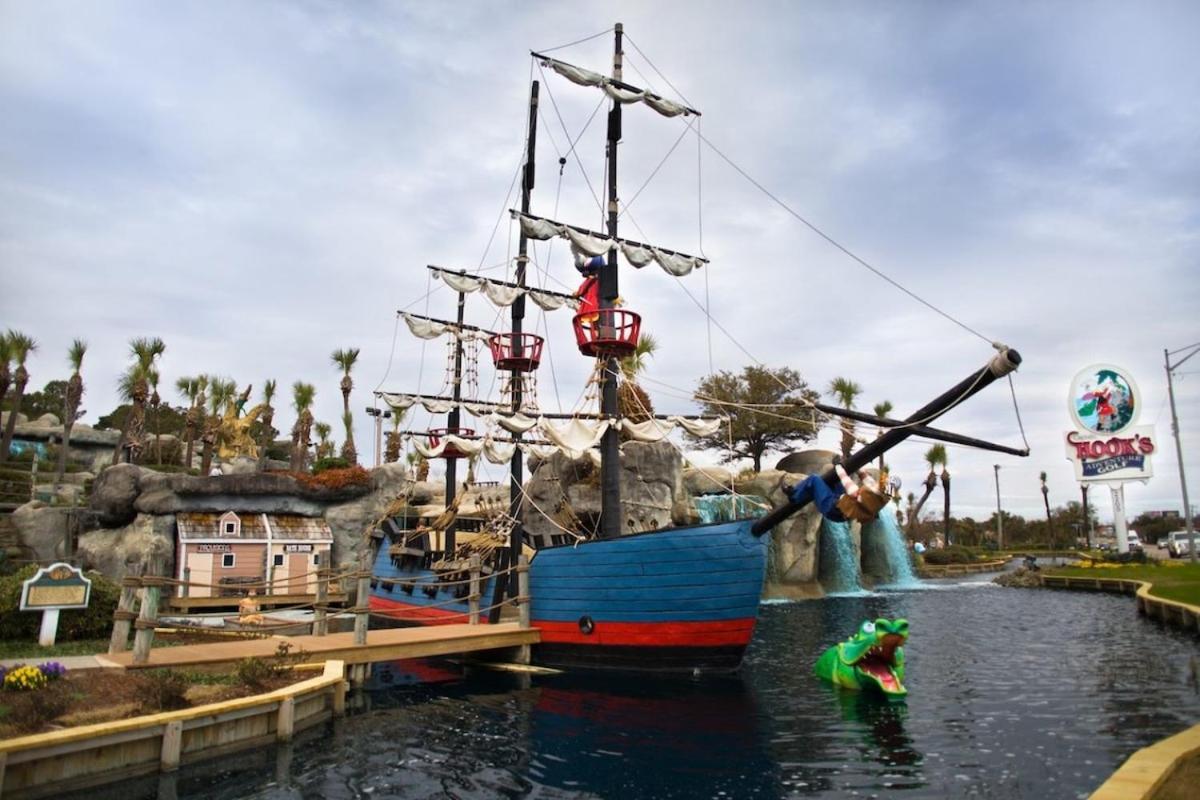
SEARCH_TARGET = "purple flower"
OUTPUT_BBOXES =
[37,661,67,680]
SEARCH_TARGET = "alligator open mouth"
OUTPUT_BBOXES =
[852,632,906,696]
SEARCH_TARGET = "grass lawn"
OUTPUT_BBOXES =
[0,638,113,660]
[1044,562,1200,606]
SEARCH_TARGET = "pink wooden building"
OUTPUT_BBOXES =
[175,512,334,598]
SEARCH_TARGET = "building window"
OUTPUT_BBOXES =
[313,554,320,565]
[224,522,236,535]
[273,554,284,567]
[221,553,235,568]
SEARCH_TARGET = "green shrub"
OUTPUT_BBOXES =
[0,565,121,641]
[136,669,190,712]
[312,456,350,474]
[234,642,302,689]
[922,544,978,565]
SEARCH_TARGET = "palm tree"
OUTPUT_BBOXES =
[385,410,403,463]
[873,399,893,472]
[1040,471,1053,549]
[149,369,163,464]
[0,331,37,465]
[0,333,11,428]
[290,381,316,472]
[910,444,945,537]
[114,337,165,464]
[827,377,863,461]
[617,332,658,424]
[331,348,360,464]
[200,377,235,475]
[314,421,333,460]
[55,339,87,483]
[177,375,205,470]
[940,450,952,546]
[257,379,277,471]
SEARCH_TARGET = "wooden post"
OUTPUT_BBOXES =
[353,556,369,648]
[313,555,328,636]
[109,569,142,654]
[277,696,295,742]
[468,554,481,625]
[160,720,183,771]
[182,566,190,599]
[517,555,530,629]
[132,572,162,665]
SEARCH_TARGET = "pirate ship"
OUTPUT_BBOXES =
[368,26,1025,674]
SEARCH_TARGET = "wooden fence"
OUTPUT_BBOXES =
[0,660,347,799]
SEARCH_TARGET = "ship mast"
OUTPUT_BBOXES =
[509,80,539,591]
[598,23,624,539]
[443,288,467,554]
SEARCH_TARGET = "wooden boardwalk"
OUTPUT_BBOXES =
[96,623,540,670]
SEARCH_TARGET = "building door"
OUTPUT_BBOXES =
[288,553,308,594]
[186,552,214,599]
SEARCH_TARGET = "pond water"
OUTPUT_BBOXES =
[84,579,1199,799]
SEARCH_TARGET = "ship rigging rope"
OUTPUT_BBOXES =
[535,26,615,55]
[619,36,1033,445]
[537,60,607,219]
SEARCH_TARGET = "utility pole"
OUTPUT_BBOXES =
[994,464,1003,550]
[1165,343,1199,563]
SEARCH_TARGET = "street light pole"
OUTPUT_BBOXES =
[994,464,1003,550]
[1165,343,1199,563]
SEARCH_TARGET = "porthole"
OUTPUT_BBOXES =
[578,616,595,635]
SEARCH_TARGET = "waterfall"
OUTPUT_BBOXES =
[692,495,768,524]
[866,504,921,588]
[819,518,863,594]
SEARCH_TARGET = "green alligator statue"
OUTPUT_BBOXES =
[814,618,908,699]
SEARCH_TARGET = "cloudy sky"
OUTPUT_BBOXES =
[2,1,1197,523]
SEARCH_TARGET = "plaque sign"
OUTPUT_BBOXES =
[20,562,92,647]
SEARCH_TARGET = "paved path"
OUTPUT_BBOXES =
[0,655,109,670]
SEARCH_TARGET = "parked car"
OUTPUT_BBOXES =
[1127,532,1142,553]
[1166,530,1196,558]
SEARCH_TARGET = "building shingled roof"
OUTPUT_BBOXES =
[176,512,333,541]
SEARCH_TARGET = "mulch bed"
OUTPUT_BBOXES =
[0,667,303,739]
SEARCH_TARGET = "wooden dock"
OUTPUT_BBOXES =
[97,623,540,670]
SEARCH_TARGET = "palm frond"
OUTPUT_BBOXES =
[68,339,87,371]
[6,331,37,363]
[331,348,361,373]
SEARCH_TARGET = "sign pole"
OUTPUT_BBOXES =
[1110,482,1129,554]
[38,608,60,647]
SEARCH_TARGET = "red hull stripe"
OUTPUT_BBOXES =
[534,618,756,647]
[369,595,482,626]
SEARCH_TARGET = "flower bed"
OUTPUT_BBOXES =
[0,661,305,739]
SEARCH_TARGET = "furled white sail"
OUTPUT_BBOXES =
[402,313,451,340]
[513,212,706,276]
[492,412,539,434]
[543,57,690,118]
[617,416,725,442]
[540,418,610,459]
[430,267,578,312]
[483,438,516,464]
[528,289,573,311]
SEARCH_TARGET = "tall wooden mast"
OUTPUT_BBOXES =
[443,288,467,554]
[598,23,624,539]
[509,80,539,589]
